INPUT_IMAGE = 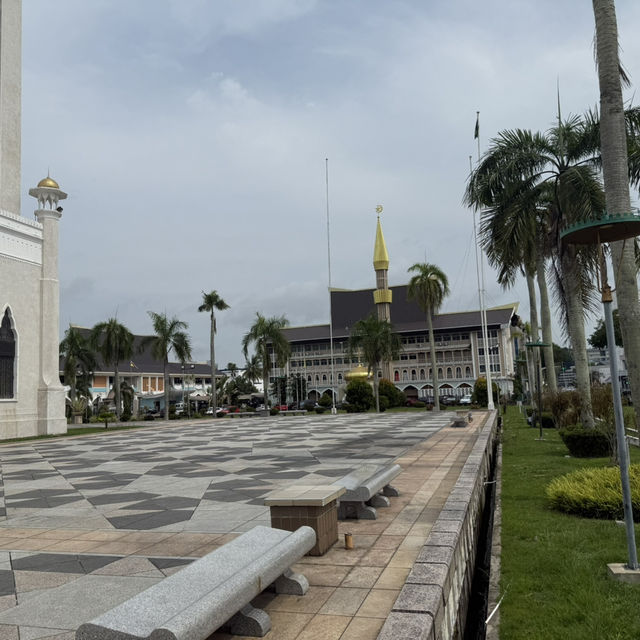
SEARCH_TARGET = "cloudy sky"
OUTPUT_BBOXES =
[19,0,640,366]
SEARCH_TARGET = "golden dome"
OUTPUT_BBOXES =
[37,176,60,189]
[345,364,371,382]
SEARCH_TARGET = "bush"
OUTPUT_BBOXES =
[143,413,155,421]
[378,396,389,412]
[345,379,374,412]
[546,464,640,521]
[270,407,279,416]
[414,401,425,409]
[548,390,581,428]
[540,412,555,429]
[120,411,131,422]
[303,400,317,411]
[319,393,333,408]
[472,376,499,407]
[378,379,404,408]
[315,406,326,414]
[559,426,612,458]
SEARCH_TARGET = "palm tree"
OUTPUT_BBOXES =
[407,263,450,411]
[243,353,262,387]
[349,313,401,412]
[465,119,609,428]
[592,0,640,427]
[198,291,229,416]
[90,318,134,420]
[242,314,290,409]
[227,362,238,378]
[60,325,96,403]
[142,312,192,421]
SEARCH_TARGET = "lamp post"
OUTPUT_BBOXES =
[561,212,639,571]
[181,363,195,418]
[524,340,550,440]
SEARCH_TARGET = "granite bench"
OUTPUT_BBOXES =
[333,463,401,520]
[75,525,316,640]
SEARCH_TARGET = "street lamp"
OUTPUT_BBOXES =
[524,340,550,440]
[561,211,640,571]
[181,363,195,417]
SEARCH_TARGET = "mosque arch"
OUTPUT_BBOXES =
[0,308,16,399]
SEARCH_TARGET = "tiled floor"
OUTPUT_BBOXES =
[0,410,484,640]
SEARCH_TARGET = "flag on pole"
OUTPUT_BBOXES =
[474,112,479,139]
[130,361,137,369]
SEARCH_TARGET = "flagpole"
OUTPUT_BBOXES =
[471,112,495,411]
[326,158,337,414]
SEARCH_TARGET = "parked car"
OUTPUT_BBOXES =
[439,396,458,406]
[459,395,472,405]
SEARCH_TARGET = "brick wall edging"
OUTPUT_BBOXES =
[377,412,499,640]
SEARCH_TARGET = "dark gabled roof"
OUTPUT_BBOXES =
[281,286,517,343]
[59,327,212,376]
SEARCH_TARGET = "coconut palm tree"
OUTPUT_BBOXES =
[142,312,192,421]
[407,263,450,411]
[60,325,96,403]
[198,291,229,416]
[242,314,290,409]
[243,353,262,386]
[90,318,134,420]
[592,0,640,427]
[466,119,609,428]
[348,314,402,413]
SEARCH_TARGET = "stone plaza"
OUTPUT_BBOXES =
[0,410,488,640]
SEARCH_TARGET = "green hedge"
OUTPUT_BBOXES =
[546,464,640,521]
[559,426,611,458]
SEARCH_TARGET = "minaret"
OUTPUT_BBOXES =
[0,0,22,215]
[373,205,392,380]
[29,176,67,435]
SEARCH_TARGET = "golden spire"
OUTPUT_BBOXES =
[373,205,389,271]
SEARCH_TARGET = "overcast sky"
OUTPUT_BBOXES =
[19,0,640,366]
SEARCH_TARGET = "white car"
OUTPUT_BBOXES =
[459,396,472,405]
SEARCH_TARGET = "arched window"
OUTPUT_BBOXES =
[307,375,312,383]
[338,373,343,382]
[322,374,327,382]
[437,367,443,378]
[0,309,15,399]
[446,367,453,379]
[420,369,425,379]
[394,371,399,382]
[315,374,320,383]
[402,370,408,381]
[411,369,417,381]
[456,367,462,379]
[465,366,472,377]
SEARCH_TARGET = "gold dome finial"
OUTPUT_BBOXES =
[37,172,60,189]
[373,207,389,271]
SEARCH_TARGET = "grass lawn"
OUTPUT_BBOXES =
[500,406,640,640]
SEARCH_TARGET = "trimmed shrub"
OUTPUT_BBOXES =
[414,401,425,409]
[315,406,326,414]
[269,408,279,416]
[559,426,612,458]
[319,393,333,408]
[378,396,389,412]
[345,379,374,412]
[548,390,581,428]
[546,464,640,521]
[378,379,404,408]
[303,400,317,411]
[472,376,499,407]
[540,412,555,429]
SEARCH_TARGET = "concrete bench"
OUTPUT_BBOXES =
[228,411,259,418]
[279,409,307,416]
[333,463,401,520]
[75,525,316,640]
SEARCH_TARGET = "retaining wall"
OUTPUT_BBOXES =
[377,411,499,640]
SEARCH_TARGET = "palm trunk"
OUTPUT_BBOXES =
[562,250,595,428]
[427,311,439,411]
[536,255,557,392]
[210,312,217,414]
[374,364,380,412]
[263,343,269,410]
[593,0,640,428]
[526,271,544,406]
[164,358,169,421]
[114,364,121,420]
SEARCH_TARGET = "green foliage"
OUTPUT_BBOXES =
[546,464,640,521]
[512,371,524,401]
[378,396,389,412]
[588,309,622,349]
[319,393,333,408]
[540,412,555,429]
[378,378,404,408]
[97,411,116,429]
[315,406,326,414]
[548,390,581,428]
[269,407,279,416]
[552,343,575,369]
[344,379,374,412]
[559,426,612,458]
[414,401,425,409]
[472,376,498,406]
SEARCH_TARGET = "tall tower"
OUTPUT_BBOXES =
[0,0,22,215]
[373,206,392,380]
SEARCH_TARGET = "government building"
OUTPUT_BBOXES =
[278,215,520,403]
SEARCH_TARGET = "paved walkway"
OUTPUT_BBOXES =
[0,411,485,640]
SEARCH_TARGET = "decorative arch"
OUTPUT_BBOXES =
[0,308,16,399]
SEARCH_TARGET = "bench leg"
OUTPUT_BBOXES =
[382,484,399,497]
[228,604,271,637]
[368,494,390,508]
[338,501,377,520]
[275,568,309,595]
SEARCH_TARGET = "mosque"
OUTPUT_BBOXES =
[0,0,67,438]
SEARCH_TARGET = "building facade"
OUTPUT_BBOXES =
[0,0,67,438]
